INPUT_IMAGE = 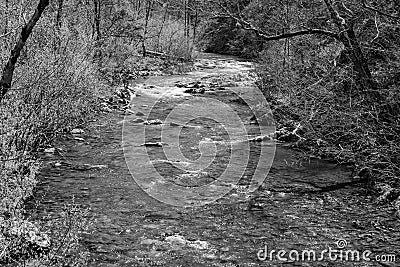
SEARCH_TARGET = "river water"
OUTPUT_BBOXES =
[34,53,399,267]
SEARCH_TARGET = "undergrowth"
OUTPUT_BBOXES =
[256,38,400,206]
[0,27,102,265]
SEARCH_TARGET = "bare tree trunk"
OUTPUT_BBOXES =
[184,0,191,56]
[156,3,168,52]
[341,26,375,92]
[323,0,376,95]
[142,0,152,57]
[0,0,50,100]
[193,5,198,41]
[4,0,9,35]
[55,0,64,51]
[56,0,64,29]
[93,0,101,41]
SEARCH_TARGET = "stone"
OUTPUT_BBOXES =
[144,119,163,125]
[141,142,164,147]
[142,224,159,229]
[187,240,209,250]
[249,135,273,142]
[89,165,108,170]
[184,88,205,94]
[44,148,56,153]
[136,112,145,117]
[221,247,230,252]
[165,235,187,247]
[71,128,84,134]
[54,162,62,167]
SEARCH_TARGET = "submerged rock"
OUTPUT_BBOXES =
[187,240,209,250]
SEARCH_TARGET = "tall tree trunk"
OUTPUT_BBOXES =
[323,0,377,97]
[193,5,198,41]
[4,0,9,35]
[0,0,50,101]
[343,27,375,91]
[142,0,152,57]
[334,25,377,98]
[156,3,168,52]
[185,0,191,56]
[93,0,101,41]
[56,0,64,29]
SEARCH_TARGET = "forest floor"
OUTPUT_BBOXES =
[31,53,399,267]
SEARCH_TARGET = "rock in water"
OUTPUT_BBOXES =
[165,235,187,247]
[249,135,273,142]
[144,119,163,125]
[71,128,84,134]
[44,148,56,154]
[140,142,165,147]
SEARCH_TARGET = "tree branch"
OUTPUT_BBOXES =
[214,14,340,41]
[323,0,347,31]
[0,0,50,100]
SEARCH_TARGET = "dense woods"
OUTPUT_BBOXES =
[0,0,399,265]
[200,0,399,197]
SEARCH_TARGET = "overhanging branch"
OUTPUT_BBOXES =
[214,14,340,42]
[0,0,50,100]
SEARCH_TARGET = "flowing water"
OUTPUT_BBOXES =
[33,54,399,267]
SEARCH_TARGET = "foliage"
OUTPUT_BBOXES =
[255,20,400,201]
[199,0,400,200]
[0,0,200,264]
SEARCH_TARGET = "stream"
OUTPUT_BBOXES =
[34,53,399,267]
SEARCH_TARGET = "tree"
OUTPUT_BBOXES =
[205,0,400,98]
[0,0,50,100]
[93,0,101,40]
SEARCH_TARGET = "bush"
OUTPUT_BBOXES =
[0,15,101,265]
